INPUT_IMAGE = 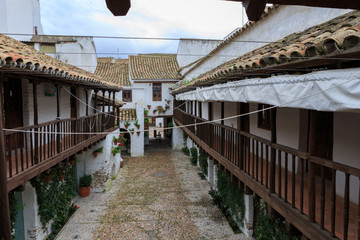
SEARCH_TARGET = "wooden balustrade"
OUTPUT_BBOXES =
[4,112,115,180]
[174,108,360,240]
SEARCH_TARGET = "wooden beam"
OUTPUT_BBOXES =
[105,0,131,16]
[85,89,89,116]
[0,80,12,240]
[56,85,61,154]
[243,0,266,21]
[33,81,39,164]
[269,108,277,193]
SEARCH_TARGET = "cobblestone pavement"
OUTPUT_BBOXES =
[56,144,247,240]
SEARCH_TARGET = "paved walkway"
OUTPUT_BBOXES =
[56,145,247,240]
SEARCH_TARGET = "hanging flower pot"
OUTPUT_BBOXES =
[137,132,140,136]
[93,151,99,157]
[147,105,151,110]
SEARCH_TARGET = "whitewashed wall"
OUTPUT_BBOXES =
[224,102,237,129]
[177,39,222,74]
[334,112,360,202]
[55,37,97,73]
[5,0,44,41]
[183,6,350,80]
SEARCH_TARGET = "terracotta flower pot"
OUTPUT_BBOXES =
[153,111,156,114]
[131,132,134,135]
[114,140,118,145]
[137,132,140,136]
[79,186,91,197]
[125,125,129,129]
[93,151,99,157]
[147,106,151,110]
[120,161,124,168]
[144,114,147,117]
[136,126,140,129]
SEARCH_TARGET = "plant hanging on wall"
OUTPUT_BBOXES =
[134,119,140,129]
[124,121,131,129]
[129,128,135,135]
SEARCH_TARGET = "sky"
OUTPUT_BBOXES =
[40,0,246,58]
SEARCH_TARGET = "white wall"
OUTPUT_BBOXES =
[224,102,237,129]
[333,112,360,202]
[5,0,44,41]
[76,129,122,192]
[249,103,271,141]
[55,37,98,73]
[22,80,71,126]
[183,6,350,80]
[177,38,222,72]
[202,102,209,120]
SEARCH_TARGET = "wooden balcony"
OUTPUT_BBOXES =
[5,112,117,191]
[174,108,360,240]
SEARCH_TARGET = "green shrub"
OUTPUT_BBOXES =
[183,131,188,143]
[198,149,208,175]
[182,147,190,156]
[79,174,92,187]
[255,202,298,240]
[190,147,198,166]
[216,168,245,226]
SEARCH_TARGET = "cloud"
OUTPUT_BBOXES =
[40,0,246,57]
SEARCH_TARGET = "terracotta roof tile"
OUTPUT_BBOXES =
[129,54,182,80]
[172,10,360,94]
[0,34,121,90]
[119,108,137,121]
[94,59,131,86]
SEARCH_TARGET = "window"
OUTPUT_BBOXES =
[257,104,271,130]
[122,90,132,102]
[152,83,162,101]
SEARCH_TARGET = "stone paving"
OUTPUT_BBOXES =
[56,143,247,240]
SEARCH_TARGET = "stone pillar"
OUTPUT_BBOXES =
[22,182,49,240]
[130,103,144,157]
[241,194,254,238]
[207,157,214,185]
[213,164,218,190]
[172,122,184,150]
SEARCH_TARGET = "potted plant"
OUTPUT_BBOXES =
[144,109,148,117]
[42,168,57,183]
[165,99,171,104]
[58,167,66,181]
[147,105,151,110]
[144,117,149,128]
[134,120,140,129]
[136,131,141,136]
[165,104,170,111]
[124,121,130,129]
[93,146,104,157]
[129,128,135,135]
[79,174,92,197]
[113,136,118,145]
[153,109,157,114]
[156,105,164,114]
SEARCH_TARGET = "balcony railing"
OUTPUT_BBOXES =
[174,108,360,240]
[5,112,116,191]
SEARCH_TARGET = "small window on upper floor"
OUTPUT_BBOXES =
[257,104,271,130]
[122,90,132,102]
[152,83,162,101]
[40,43,56,54]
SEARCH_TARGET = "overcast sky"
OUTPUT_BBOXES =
[40,0,246,58]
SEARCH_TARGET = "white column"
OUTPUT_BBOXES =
[22,182,49,240]
[207,157,214,184]
[213,164,218,190]
[172,123,184,150]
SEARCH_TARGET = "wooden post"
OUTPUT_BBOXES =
[102,90,105,131]
[199,101,202,119]
[269,107,277,194]
[208,102,213,121]
[116,106,120,127]
[94,90,98,132]
[221,102,225,156]
[33,81,39,163]
[56,85,61,153]
[0,80,12,240]
[84,89,88,116]
[237,103,249,171]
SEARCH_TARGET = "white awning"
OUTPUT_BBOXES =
[176,68,360,112]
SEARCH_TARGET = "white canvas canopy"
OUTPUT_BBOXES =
[176,68,360,112]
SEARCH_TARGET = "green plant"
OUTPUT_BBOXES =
[167,122,174,137]
[129,128,135,134]
[164,104,170,111]
[147,105,151,110]
[79,174,92,187]
[134,119,140,129]
[183,131,188,143]
[9,191,23,239]
[199,149,208,175]
[182,147,190,156]
[152,109,157,114]
[31,164,76,236]
[94,146,104,153]
[112,146,122,156]
[190,147,198,166]
[255,202,298,240]
[124,121,130,128]
[216,168,245,226]
[144,109,148,117]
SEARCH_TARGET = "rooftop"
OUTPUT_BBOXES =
[95,58,131,86]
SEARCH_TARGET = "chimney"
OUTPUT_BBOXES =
[34,26,38,35]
